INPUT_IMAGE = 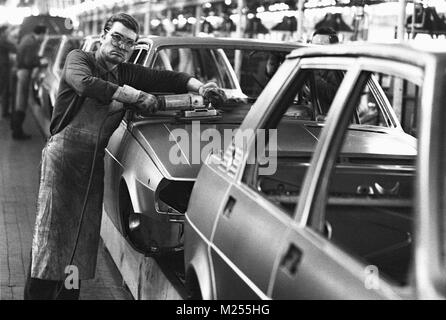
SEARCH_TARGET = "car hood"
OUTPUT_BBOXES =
[133,121,242,180]
[133,120,417,180]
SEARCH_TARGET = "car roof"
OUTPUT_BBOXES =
[42,34,82,43]
[287,41,446,68]
[85,34,306,52]
[83,35,101,40]
[136,35,306,51]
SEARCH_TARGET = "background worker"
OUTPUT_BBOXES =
[310,27,340,115]
[0,25,16,118]
[311,27,339,45]
[24,13,226,300]
[12,24,48,140]
[265,27,340,82]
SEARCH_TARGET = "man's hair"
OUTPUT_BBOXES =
[312,27,339,44]
[103,13,139,36]
[33,24,47,35]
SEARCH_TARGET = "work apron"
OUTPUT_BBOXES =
[31,97,124,281]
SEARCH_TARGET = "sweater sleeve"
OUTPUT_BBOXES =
[119,63,192,94]
[64,49,119,104]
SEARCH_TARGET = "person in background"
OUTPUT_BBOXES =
[8,26,19,121]
[311,27,339,45]
[310,27,341,116]
[264,27,340,84]
[0,25,16,118]
[12,24,48,140]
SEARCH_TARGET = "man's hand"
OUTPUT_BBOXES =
[113,86,159,116]
[198,82,227,108]
[133,91,159,116]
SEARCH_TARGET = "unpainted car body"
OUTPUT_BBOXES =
[184,43,446,299]
[32,35,82,123]
[102,37,304,257]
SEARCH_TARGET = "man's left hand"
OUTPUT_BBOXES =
[199,82,227,108]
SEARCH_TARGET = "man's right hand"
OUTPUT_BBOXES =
[133,91,160,115]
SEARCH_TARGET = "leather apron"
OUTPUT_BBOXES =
[31,92,124,280]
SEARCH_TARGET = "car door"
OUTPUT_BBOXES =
[205,57,350,299]
[206,140,290,299]
[270,57,422,299]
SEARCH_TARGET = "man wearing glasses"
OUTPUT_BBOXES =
[24,13,226,299]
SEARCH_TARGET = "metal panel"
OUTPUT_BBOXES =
[210,183,291,298]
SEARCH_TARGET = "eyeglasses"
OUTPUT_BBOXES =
[109,32,136,49]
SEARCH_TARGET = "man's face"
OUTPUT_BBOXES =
[99,21,137,65]
[311,34,332,45]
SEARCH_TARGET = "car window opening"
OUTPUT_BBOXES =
[242,67,418,288]
[317,71,418,287]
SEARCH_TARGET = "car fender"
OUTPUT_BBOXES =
[120,168,165,216]
[119,136,165,215]
[121,171,152,215]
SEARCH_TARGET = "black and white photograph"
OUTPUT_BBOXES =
[0,0,445,305]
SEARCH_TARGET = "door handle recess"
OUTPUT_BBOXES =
[280,244,303,276]
[222,196,236,219]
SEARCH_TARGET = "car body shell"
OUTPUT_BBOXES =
[102,36,306,255]
[184,42,446,299]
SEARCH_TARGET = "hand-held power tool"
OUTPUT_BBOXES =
[155,93,220,119]
[156,93,207,111]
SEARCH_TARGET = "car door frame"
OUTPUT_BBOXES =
[415,54,446,299]
[240,56,389,299]
[279,56,425,298]
[296,57,423,228]
[208,148,295,299]
[206,56,358,298]
[146,44,241,92]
